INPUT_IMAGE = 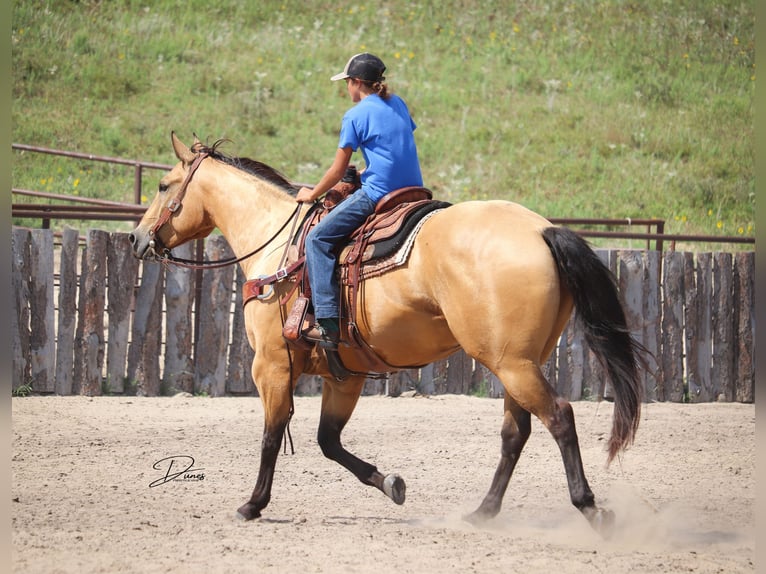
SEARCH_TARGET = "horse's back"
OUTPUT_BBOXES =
[357,200,569,369]
[414,200,559,284]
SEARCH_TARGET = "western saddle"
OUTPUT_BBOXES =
[242,180,450,380]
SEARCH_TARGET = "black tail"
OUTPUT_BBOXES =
[542,226,643,463]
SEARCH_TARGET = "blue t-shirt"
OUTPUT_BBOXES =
[338,93,423,202]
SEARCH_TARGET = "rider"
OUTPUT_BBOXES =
[295,53,424,349]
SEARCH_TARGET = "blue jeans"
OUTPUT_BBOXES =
[305,191,377,319]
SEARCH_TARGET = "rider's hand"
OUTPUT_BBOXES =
[296,186,317,203]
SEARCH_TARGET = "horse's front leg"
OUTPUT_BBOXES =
[318,376,406,505]
[236,417,287,520]
[236,358,295,521]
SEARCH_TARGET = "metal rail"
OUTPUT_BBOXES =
[12,143,755,250]
[12,143,172,205]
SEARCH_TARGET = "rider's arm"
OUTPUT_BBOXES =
[296,147,353,203]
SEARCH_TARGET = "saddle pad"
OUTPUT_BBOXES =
[342,207,447,284]
[339,200,451,265]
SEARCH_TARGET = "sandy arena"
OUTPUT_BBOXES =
[11,394,755,573]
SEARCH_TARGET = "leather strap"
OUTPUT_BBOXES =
[242,257,305,307]
[150,152,208,240]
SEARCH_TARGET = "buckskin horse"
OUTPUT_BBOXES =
[129,133,643,534]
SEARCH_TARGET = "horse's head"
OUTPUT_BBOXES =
[129,132,217,260]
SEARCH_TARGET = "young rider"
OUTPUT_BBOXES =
[295,53,424,349]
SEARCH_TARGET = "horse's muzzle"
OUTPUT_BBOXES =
[129,228,163,261]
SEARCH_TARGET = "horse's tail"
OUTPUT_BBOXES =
[542,226,643,464]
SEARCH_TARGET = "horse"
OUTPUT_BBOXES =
[129,132,644,534]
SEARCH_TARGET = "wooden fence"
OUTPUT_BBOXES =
[11,227,755,402]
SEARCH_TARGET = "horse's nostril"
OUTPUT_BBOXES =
[128,233,136,246]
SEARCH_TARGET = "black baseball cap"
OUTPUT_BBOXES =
[331,53,386,83]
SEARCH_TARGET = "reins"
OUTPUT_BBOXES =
[148,147,303,271]
[158,203,302,270]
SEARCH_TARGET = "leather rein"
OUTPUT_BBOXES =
[147,150,302,271]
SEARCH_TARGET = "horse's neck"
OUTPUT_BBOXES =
[200,167,298,275]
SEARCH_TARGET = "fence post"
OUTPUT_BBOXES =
[226,266,256,395]
[55,228,79,395]
[12,228,31,391]
[471,362,503,398]
[556,320,571,399]
[712,253,735,401]
[106,232,140,394]
[194,236,235,397]
[127,261,164,396]
[660,251,685,402]
[582,249,612,400]
[642,250,661,402]
[73,230,108,396]
[734,252,754,403]
[618,250,646,402]
[687,253,713,402]
[28,229,56,393]
[164,242,195,394]
[446,349,472,394]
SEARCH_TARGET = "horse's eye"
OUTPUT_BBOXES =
[159,182,169,193]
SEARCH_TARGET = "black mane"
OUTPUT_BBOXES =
[194,139,299,196]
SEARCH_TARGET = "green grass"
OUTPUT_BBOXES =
[12,0,755,245]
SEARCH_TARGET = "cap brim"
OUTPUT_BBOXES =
[330,72,349,81]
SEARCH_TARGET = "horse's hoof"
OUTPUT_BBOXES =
[236,502,261,521]
[583,506,615,538]
[463,507,495,526]
[382,474,406,505]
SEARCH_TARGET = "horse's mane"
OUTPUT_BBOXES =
[193,138,299,196]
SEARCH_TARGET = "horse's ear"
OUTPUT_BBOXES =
[171,131,195,165]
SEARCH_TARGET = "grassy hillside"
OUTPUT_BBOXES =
[12,0,755,243]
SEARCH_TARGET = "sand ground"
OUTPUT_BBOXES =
[11,394,755,573]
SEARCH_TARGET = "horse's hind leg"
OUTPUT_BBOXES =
[480,362,613,535]
[317,377,406,505]
[466,394,531,523]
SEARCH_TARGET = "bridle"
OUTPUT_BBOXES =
[145,149,302,270]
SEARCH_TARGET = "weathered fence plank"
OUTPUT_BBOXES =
[555,321,571,398]
[430,358,449,395]
[565,315,585,401]
[296,374,323,396]
[619,250,645,401]
[688,253,713,402]
[127,262,164,396]
[106,232,140,394]
[596,249,617,400]
[643,251,661,401]
[660,251,685,402]
[55,229,79,395]
[734,252,754,403]
[195,236,235,396]
[541,346,557,397]
[418,363,435,395]
[12,228,31,391]
[29,229,56,393]
[226,267,256,395]
[73,230,108,396]
[164,242,195,394]
[472,361,503,398]
[446,349,473,394]
[388,369,419,397]
[712,253,735,401]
